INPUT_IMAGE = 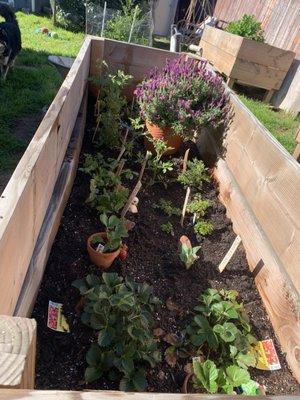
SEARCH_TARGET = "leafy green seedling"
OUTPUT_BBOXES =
[161,222,174,236]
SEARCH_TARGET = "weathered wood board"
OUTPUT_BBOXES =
[197,88,300,382]
[0,37,92,316]
[200,26,295,91]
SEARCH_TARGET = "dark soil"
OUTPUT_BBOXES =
[32,111,300,395]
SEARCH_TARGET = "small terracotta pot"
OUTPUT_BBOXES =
[87,232,120,269]
[145,120,182,155]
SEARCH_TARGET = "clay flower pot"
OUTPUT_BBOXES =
[87,232,120,269]
[145,120,182,155]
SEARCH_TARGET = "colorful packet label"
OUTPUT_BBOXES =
[253,339,281,371]
[47,301,70,333]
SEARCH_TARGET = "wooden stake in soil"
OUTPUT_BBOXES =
[182,148,190,172]
[121,180,142,220]
[115,159,125,179]
[218,235,242,273]
[138,151,151,182]
[180,187,191,227]
[0,315,36,389]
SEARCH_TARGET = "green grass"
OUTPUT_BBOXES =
[239,95,300,154]
[0,13,84,171]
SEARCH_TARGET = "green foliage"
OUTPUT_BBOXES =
[193,359,252,394]
[186,289,257,369]
[179,243,201,269]
[239,95,300,154]
[178,159,210,191]
[161,222,174,236]
[96,214,128,252]
[153,199,181,217]
[194,220,214,237]
[140,137,174,185]
[187,195,212,218]
[104,0,149,45]
[72,273,161,391]
[82,153,136,215]
[226,14,264,42]
[93,62,132,148]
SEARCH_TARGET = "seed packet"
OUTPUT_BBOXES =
[253,339,281,371]
[47,301,70,333]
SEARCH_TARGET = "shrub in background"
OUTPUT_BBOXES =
[225,14,264,42]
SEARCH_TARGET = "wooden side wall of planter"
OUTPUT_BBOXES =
[0,37,299,395]
[199,26,295,101]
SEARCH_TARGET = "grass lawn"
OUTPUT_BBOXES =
[0,12,84,172]
[239,95,300,154]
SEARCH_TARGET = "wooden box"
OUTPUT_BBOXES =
[0,37,299,398]
[200,26,295,101]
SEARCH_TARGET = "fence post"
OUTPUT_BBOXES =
[0,316,36,389]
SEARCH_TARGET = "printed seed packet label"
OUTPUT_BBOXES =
[47,301,70,333]
[253,339,281,371]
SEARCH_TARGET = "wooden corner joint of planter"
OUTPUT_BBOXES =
[0,315,36,389]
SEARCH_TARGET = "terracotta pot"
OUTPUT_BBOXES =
[87,232,120,269]
[145,120,182,155]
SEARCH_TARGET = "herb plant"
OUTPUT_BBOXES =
[153,199,181,217]
[178,159,210,191]
[186,289,257,374]
[135,56,231,139]
[161,222,174,236]
[225,14,264,42]
[95,214,128,252]
[179,242,201,269]
[143,137,174,185]
[93,62,132,147]
[194,220,214,237]
[187,195,212,217]
[73,273,161,391]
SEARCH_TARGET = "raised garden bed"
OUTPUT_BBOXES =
[199,26,295,102]
[0,37,299,398]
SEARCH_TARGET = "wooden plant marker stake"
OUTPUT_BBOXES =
[180,148,191,227]
[180,187,191,227]
[114,128,130,168]
[138,151,151,182]
[121,180,142,220]
[182,148,190,172]
[115,159,125,179]
[218,235,242,273]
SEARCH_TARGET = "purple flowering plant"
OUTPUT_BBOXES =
[134,56,231,139]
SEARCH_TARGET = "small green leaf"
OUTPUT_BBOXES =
[193,359,218,394]
[121,358,134,374]
[225,365,250,387]
[86,343,102,366]
[98,327,115,347]
[236,352,256,369]
[132,370,147,392]
[85,366,102,382]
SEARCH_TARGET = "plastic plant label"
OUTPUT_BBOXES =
[253,339,281,371]
[47,301,70,333]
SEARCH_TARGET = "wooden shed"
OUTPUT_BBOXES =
[0,37,299,397]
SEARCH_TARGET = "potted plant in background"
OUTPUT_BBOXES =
[87,214,128,269]
[134,56,231,154]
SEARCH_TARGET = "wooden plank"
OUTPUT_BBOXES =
[200,39,236,76]
[0,389,286,399]
[0,37,92,316]
[197,90,300,382]
[14,90,88,317]
[239,39,295,71]
[0,316,36,388]
[201,26,243,58]
[225,95,300,292]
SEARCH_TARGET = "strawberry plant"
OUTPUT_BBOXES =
[73,273,161,391]
[185,289,257,383]
[94,214,128,252]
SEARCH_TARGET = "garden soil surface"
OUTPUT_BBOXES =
[32,108,300,395]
